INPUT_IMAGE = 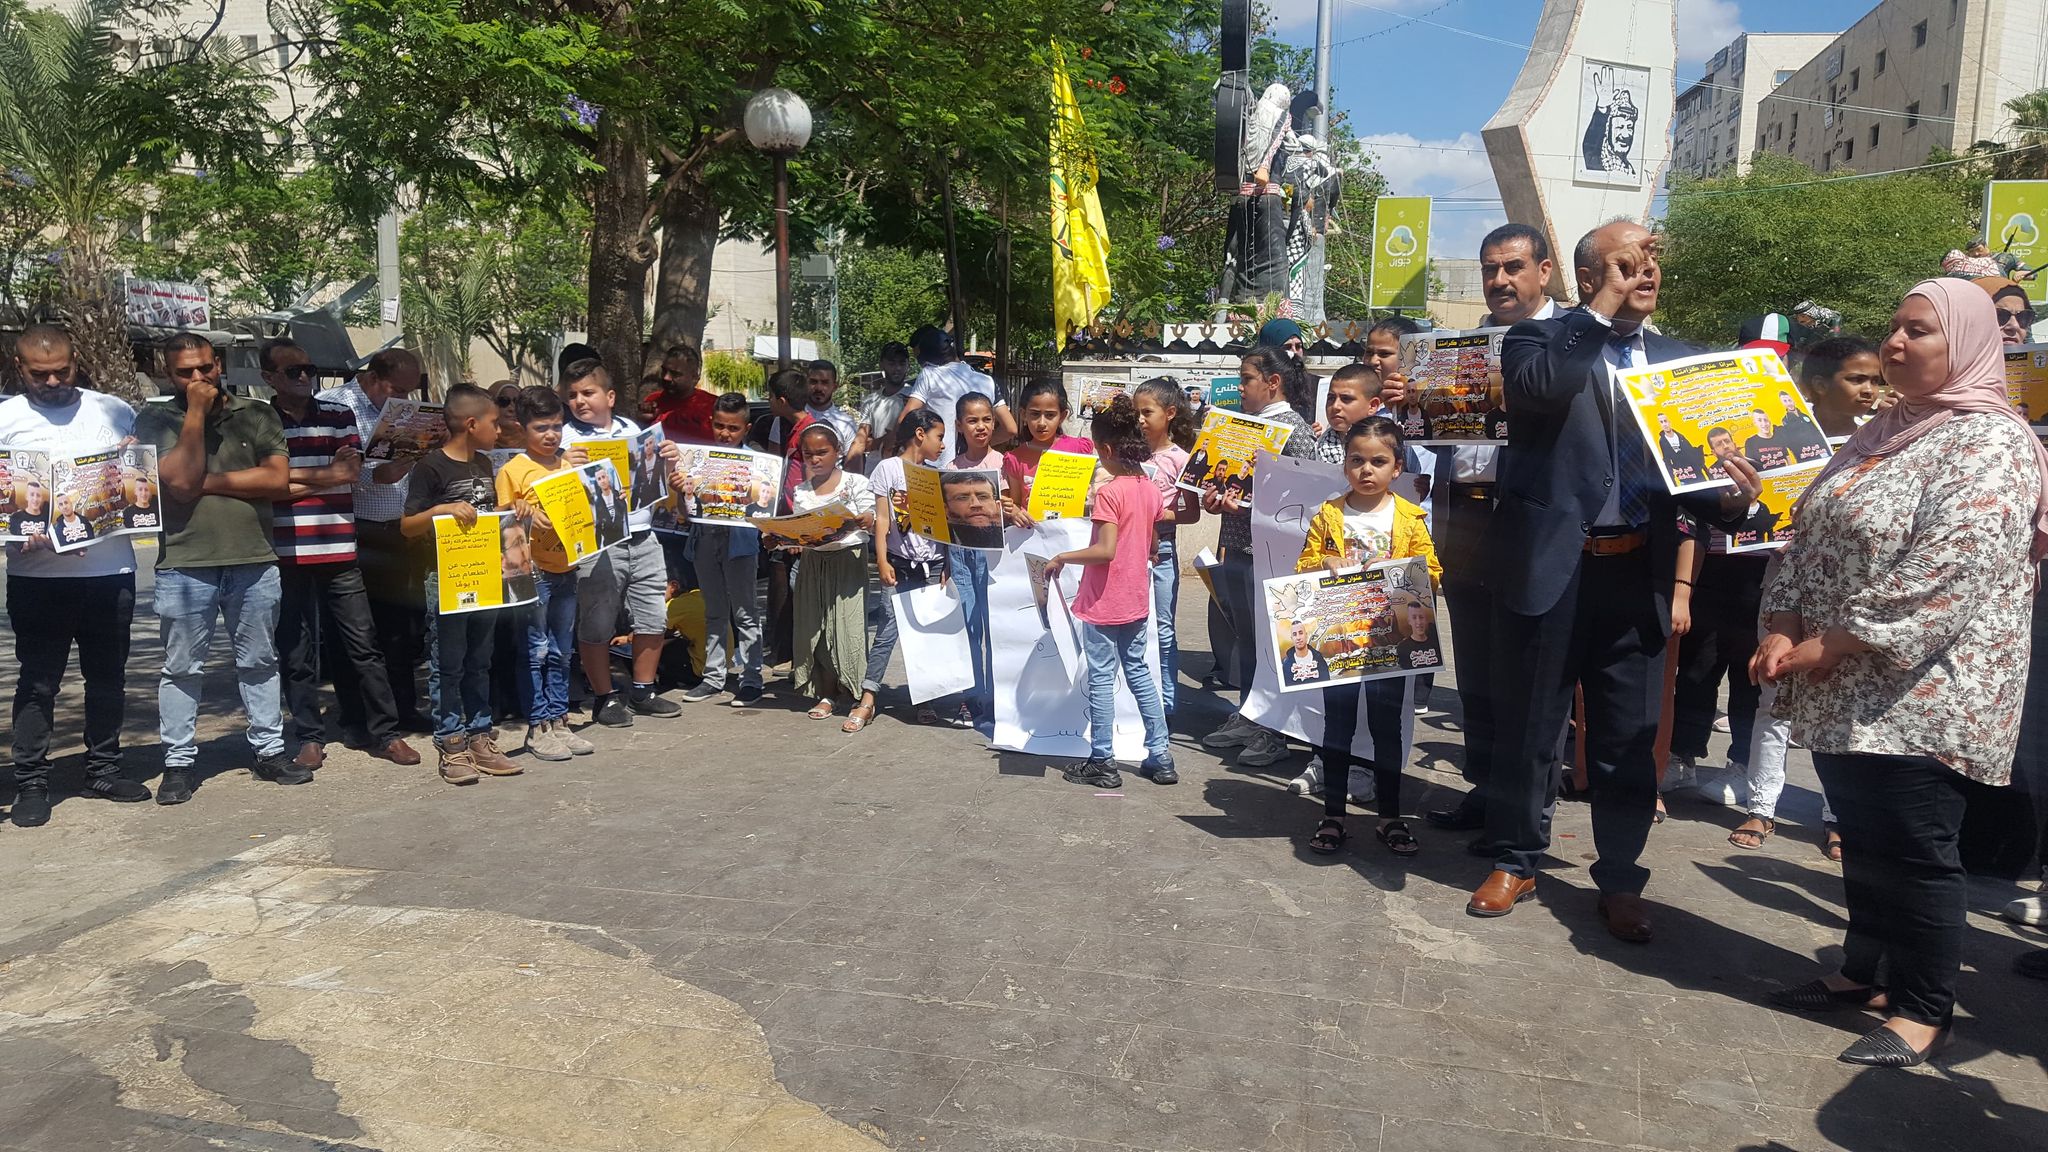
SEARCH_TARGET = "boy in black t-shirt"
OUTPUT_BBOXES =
[402,384,521,785]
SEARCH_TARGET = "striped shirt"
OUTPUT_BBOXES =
[271,397,361,564]
[318,380,408,523]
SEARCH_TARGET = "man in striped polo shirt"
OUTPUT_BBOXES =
[265,339,421,770]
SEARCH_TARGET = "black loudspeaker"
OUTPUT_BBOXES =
[1214,71,1247,193]
[1220,0,1251,72]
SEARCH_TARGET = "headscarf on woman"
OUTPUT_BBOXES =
[1806,277,2048,561]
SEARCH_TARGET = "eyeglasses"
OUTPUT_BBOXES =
[276,364,318,380]
[1999,308,2038,328]
[23,368,69,383]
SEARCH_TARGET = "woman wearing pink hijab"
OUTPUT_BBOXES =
[1753,278,2048,1067]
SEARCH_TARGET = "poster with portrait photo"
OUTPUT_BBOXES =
[1577,61,1650,189]
[903,464,1008,552]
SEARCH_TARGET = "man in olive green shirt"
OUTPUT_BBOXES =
[134,333,296,805]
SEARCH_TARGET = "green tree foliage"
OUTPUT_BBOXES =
[702,349,764,399]
[0,0,276,400]
[125,167,371,316]
[400,191,591,385]
[1659,153,1973,344]
[794,244,947,372]
[0,170,56,318]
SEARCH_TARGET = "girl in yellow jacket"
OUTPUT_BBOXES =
[1294,416,1442,857]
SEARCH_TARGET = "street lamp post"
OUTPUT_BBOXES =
[744,87,813,371]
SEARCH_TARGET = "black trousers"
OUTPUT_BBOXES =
[277,562,399,747]
[1671,553,1767,762]
[346,520,423,724]
[1438,489,1496,814]
[8,573,134,788]
[1320,678,1407,819]
[1815,752,1970,1027]
[1489,548,1663,893]
[763,551,796,667]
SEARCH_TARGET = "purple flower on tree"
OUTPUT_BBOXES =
[564,95,602,128]
[1155,234,1175,251]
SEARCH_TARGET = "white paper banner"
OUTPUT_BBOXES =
[989,520,1158,759]
[1239,453,1414,759]
[896,584,976,704]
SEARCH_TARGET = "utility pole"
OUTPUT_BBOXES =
[1314,0,1332,139]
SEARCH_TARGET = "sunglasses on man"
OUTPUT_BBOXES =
[273,364,319,380]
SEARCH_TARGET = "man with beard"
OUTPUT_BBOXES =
[942,471,1005,549]
[0,325,150,824]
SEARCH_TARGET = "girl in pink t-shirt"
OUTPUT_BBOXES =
[1003,379,1096,527]
[1044,396,1172,789]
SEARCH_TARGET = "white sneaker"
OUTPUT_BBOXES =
[1288,760,1324,796]
[1659,755,1697,794]
[1689,767,1745,809]
[1712,714,1732,733]
[2005,895,2046,927]
[1236,728,1293,767]
[1201,712,1260,750]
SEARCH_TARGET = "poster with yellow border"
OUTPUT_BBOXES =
[2003,344,2048,428]
[1175,408,1293,506]
[1026,450,1098,521]
[1616,350,1832,495]
[750,500,858,548]
[1263,556,1440,692]
[1396,327,1508,444]
[528,460,625,561]
[434,510,540,614]
[1721,465,1821,555]
[579,437,633,504]
[904,464,1006,551]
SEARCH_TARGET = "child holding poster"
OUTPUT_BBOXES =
[402,384,524,785]
[1003,380,1098,527]
[1294,416,1441,857]
[948,393,1007,728]
[1042,396,1174,790]
[676,392,768,707]
[495,386,592,762]
[1135,377,1199,715]
[771,424,875,722]
[847,408,953,732]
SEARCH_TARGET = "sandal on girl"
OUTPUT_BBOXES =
[1653,796,1667,825]
[915,706,946,726]
[1376,820,1420,857]
[1308,818,1348,855]
[1728,817,1775,850]
[1824,823,1844,863]
[807,699,837,720]
[842,703,876,734]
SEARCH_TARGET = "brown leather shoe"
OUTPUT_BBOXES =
[293,741,326,770]
[1597,893,1654,943]
[467,732,523,777]
[1467,869,1537,917]
[437,741,480,786]
[372,737,422,766]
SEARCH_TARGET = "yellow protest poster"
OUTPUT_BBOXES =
[529,461,625,561]
[580,437,633,504]
[1176,408,1295,509]
[749,501,859,548]
[1262,556,1440,691]
[435,512,504,613]
[1397,327,1509,444]
[1615,350,1832,495]
[903,464,1007,551]
[1723,465,1822,555]
[1026,450,1098,521]
[2004,344,2048,427]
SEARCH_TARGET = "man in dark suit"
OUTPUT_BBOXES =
[1652,413,1705,484]
[1469,220,1763,942]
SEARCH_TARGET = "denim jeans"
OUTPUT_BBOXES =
[1082,619,1169,761]
[1150,534,1179,714]
[948,546,993,715]
[424,572,496,740]
[527,569,577,723]
[1742,676,1836,825]
[699,547,763,692]
[864,556,944,692]
[156,563,285,769]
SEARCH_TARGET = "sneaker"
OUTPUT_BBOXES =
[1200,712,1259,750]
[467,733,524,776]
[1141,752,1178,785]
[629,687,681,717]
[252,753,316,786]
[2004,895,2046,927]
[1689,766,1746,809]
[551,719,595,756]
[1062,758,1123,789]
[730,684,763,708]
[1658,755,1697,794]
[594,694,635,728]
[1288,760,1324,797]
[1349,772,1377,808]
[681,682,724,704]
[1712,713,1732,733]
[83,776,152,803]
[525,724,572,762]
[155,771,194,805]
[951,702,977,729]
[9,787,51,827]
[1413,703,1428,716]
[1236,728,1293,767]
[437,740,481,786]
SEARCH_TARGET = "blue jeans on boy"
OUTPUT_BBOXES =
[156,563,285,769]
[1150,534,1179,714]
[527,569,577,723]
[1082,619,1169,762]
[948,546,993,716]
[424,572,495,741]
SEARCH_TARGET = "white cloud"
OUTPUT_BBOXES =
[1676,0,1745,69]
[1355,131,1505,257]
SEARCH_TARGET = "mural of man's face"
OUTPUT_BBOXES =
[943,477,1000,528]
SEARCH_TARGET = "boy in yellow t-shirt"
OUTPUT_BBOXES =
[494,387,592,763]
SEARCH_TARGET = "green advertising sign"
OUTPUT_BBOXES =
[1985,181,2048,305]
[1369,196,1432,310]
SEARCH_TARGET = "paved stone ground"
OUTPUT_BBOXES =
[0,560,2044,1152]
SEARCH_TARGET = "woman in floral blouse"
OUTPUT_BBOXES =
[1753,278,2048,1068]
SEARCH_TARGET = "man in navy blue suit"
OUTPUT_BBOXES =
[1467,219,1764,943]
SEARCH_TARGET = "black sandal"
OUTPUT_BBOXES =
[1308,818,1347,855]
[1768,977,1885,1013]
[1376,820,1420,857]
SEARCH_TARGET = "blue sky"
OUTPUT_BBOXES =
[1264,0,1881,252]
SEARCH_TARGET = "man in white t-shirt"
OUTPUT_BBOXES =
[898,326,1016,451]
[853,341,913,466]
[0,325,150,825]
[803,359,858,448]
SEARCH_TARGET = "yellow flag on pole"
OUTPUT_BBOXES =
[1051,43,1111,341]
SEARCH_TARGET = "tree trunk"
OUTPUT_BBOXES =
[65,229,140,405]
[652,167,720,357]
[586,114,654,410]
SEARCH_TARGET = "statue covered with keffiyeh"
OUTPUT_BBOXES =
[1221,82,1334,320]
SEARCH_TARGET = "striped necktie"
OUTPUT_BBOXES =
[1611,334,1655,526]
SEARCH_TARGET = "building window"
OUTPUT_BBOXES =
[1941,83,1951,110]
[1913,21,1927,48]
[1791,112,1800,133]
[1876,50,1887,74]
[1844,139,1855,161]
[1774,69,1795,86]
[1870,124,1881,147]
[1907,102,1921,129]
[1850,68,1859,92]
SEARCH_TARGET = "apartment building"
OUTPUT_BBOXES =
[1753,0,2048,174]
[1673,33,1838,179]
